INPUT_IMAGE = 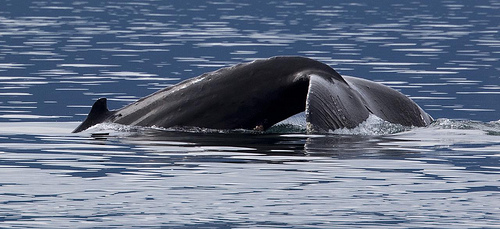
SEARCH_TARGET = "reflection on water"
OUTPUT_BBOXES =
[1,0,500,228]
[1,121,500,227]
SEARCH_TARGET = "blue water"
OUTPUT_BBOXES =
[1,0,499,228]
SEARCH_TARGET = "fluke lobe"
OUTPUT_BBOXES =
[73,56,433,133]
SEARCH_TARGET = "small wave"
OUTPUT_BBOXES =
[431,118,478,130]
[330,114,411,135]
[269,113,411,135]
[151,125,246,134]
[80,123,144,136]
[77,117,500,137]
[431,118,500,136]
[83,122,259,135]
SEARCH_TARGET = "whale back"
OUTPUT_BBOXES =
[72,56,433,133]
[105,56,340,131]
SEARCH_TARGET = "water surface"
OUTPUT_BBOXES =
[0,0,499,228]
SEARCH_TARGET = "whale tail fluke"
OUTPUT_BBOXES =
[305,73,433,133]
[305,74,370,132]
[343,76,433,127]
[72,98,113,133]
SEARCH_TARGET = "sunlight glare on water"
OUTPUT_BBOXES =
[0,0,499,228]
[0,121,500,228]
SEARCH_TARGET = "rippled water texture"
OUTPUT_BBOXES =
[0,0,499,228]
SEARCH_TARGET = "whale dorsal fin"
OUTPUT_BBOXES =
[305,74,370,133]
[72,98,112,133]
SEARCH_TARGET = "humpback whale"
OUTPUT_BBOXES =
[73,56,433,133]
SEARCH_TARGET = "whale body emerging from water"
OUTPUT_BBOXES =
[73,56,433,133]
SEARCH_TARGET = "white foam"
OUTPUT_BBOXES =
[271,113,411,135]
[82,113,414,136]
[330,114,411,135]
[84,122,142,134]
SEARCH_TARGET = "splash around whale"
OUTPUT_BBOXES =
[72,56,433,133]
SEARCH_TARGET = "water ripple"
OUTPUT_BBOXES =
[1,0,500,227]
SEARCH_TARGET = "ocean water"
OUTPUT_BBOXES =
[0,0,499,228]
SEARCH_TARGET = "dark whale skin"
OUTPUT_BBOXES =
[73,56,432,133]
